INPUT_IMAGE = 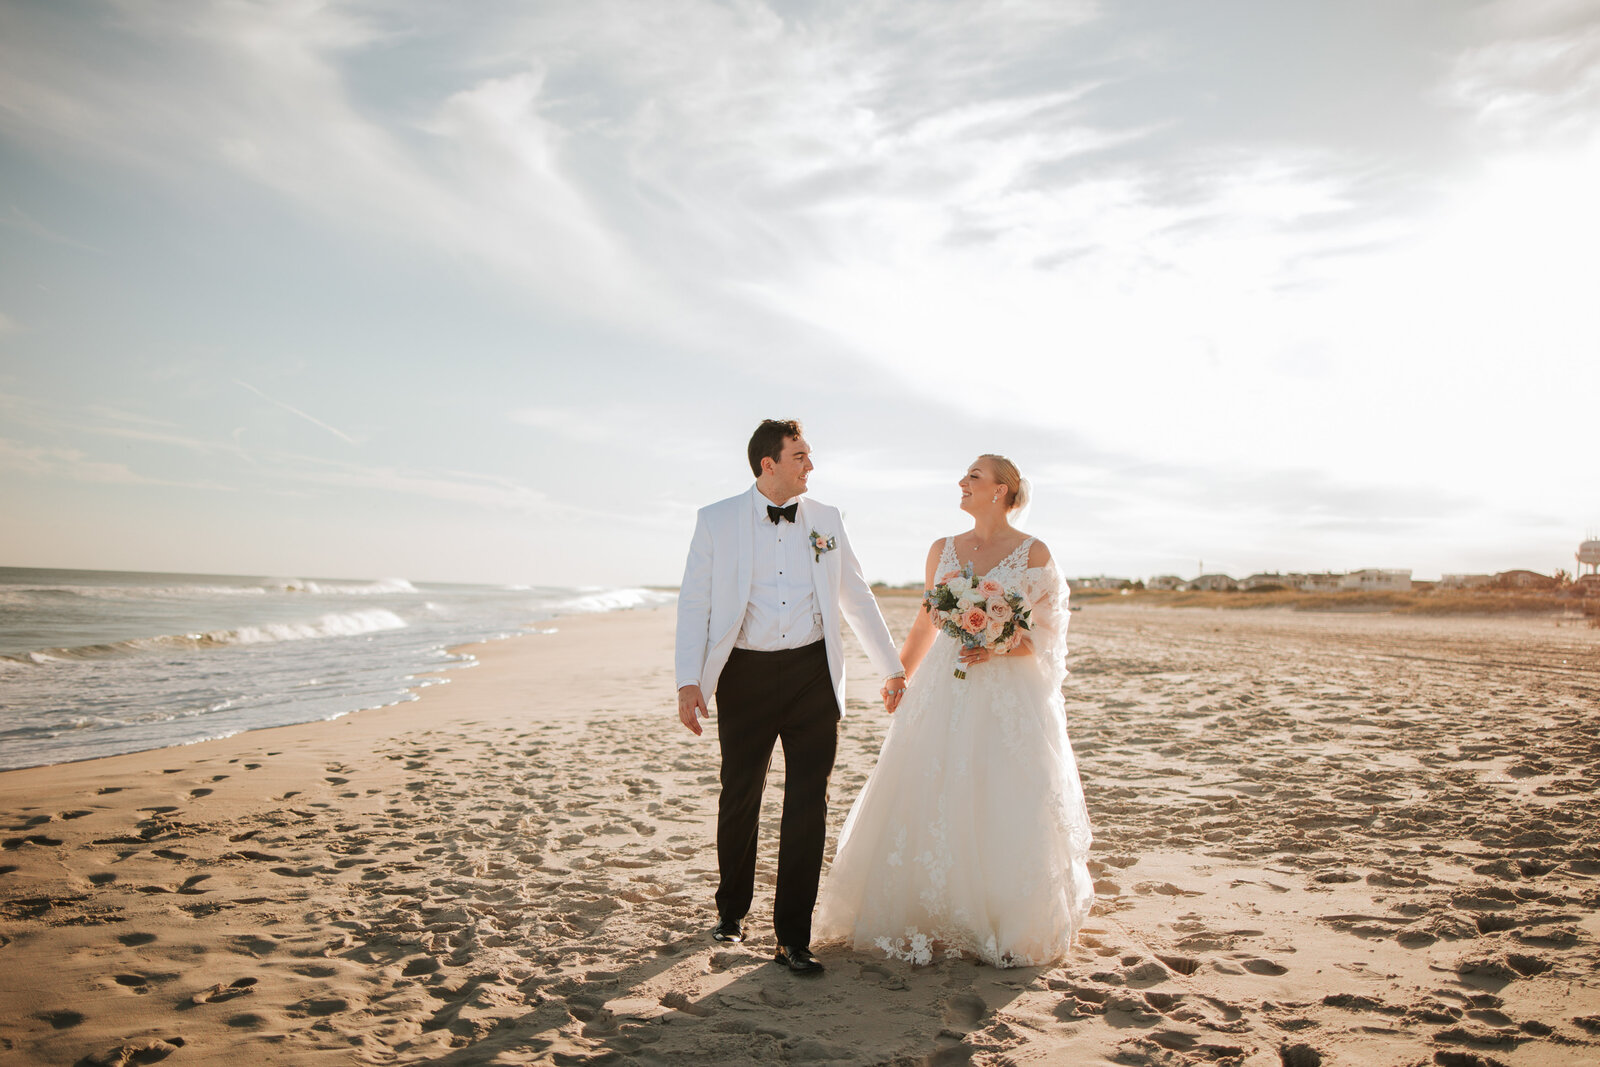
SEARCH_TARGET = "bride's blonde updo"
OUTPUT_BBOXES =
[979,454,1028,512]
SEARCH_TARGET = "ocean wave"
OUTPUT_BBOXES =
[0,609,409,665]
[265,577,419,595]
[0,582,270,602]
[557,587,678,614]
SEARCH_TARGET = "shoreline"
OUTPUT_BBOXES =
[3,602,1597,1065]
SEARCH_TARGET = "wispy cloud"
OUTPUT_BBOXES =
[1447,0,1600,145]
[0,436,233,491]
[0,390,651,527]
[0,204,106,254]
[233,380,359,447]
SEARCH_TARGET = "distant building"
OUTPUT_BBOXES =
[1073,576,1132,590]
[1440,574,1494,590]
[1494,569,1557,591]
[1147,575,1185,591]
[1291,572,1346,592]
[1240,572,1292,590]
[1342,569,1412,592]
[1188,574,1238,592]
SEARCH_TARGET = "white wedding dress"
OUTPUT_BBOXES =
[814,536,1093,967]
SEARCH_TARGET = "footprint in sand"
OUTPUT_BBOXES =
[660,989,716,1017]
[82,1037,186,1064]
[230,935,280,958]
[1242,958,1288,976]
[2,835,64,849]
[112,972,179,995]
[31,1009,85,1029]
[189,977,259,1005]
[942,992,989,1031]
[288,997,350,1018]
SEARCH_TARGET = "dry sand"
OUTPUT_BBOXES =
[2,601,1598,1066]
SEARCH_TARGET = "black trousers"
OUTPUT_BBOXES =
[714,641,839,948]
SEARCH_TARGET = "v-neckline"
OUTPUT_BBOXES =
[946,535,1032,581]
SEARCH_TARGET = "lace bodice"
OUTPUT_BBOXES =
[938,535,1036,586]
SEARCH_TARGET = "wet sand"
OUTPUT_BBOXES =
[1,602,1597,1066]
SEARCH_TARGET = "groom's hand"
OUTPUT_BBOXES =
[678,685,709,736]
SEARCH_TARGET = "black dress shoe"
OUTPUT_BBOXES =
[711,918,745,943]
[774,944,824,975]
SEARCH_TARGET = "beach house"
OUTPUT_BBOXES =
[1341,569,1413,592]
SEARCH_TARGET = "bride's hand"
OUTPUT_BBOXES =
[957,645,993,667]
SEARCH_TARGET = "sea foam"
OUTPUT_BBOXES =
[2,609,409,665]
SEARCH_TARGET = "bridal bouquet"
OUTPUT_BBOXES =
[925,563,1032,679]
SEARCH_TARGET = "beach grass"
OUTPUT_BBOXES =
[1066,586,1593,615]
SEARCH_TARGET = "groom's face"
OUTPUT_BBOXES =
[766,434,813,500]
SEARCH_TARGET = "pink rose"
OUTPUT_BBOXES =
[986,599,1012,622]
[978,578,1004,599]
[938,570,960,585]
[960,607,988,634]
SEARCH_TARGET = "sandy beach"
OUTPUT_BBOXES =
[2,601,1598,1066]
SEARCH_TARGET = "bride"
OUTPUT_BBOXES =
[814,454,1094,967]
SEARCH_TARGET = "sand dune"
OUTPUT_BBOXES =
[2,603,1597,1065]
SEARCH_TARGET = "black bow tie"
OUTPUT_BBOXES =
[767,503,798,524]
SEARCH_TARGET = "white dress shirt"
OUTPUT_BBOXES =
[735,490,824,651]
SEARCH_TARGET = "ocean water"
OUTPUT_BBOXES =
[0,567,674,771]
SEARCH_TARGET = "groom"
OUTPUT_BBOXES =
[676,419,906,975]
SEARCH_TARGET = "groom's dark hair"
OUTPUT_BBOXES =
[748,419,803,476]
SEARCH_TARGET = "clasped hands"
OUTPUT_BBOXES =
[680,675,909,732]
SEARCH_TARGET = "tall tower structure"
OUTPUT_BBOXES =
[1578,536,1600,578]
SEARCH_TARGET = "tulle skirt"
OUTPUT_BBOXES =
[815,634,1093,967]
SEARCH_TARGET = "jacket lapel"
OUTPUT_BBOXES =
[799,499,838,630]
[737,486,755,611]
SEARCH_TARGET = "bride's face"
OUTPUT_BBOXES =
[958,459,1003,513]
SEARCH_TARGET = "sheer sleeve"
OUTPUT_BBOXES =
[1023,560,1070,695]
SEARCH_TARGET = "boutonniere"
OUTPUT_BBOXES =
[809,529,837,562]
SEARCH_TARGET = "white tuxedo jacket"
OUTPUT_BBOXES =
[675,486,902,715]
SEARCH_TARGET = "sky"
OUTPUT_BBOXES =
[2,0,1598,588]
